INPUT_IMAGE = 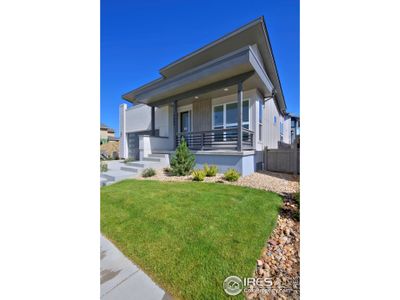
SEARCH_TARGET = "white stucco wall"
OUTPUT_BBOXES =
[155,105,170,137]
[124,103,171,136]
[119,104,128,158]
[125,104,152,133]
[120,103,173,158]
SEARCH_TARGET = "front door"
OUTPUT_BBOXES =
[179,111,191,146]
[180,111,191,132]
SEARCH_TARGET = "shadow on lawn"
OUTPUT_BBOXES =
[255,170,299,183]
[280,192,300,221]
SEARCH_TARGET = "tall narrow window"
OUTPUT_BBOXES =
[258,100,263,141]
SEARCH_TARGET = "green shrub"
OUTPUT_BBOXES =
[192,169,206,181]
[203,164,218,177]
[223,168,240,182]
[163,167,172,174]
[100,161,108,173]
[142,168,156,178]
[293,192,300,221]
[294,192,300,205]
[124,158,134,163]
[170,138,195,176]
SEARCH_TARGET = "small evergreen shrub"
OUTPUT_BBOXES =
[142,168,156,178]
[170,138,195,176]
[100,161,108,173]
[223,168,240,182]
[192,169,206,181]
[203,164,218,177]
[124,158,134,163]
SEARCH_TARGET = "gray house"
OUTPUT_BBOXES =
[119,17,289,176]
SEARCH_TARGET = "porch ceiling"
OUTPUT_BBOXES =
[172,77,261,107]
[122,46,273,106]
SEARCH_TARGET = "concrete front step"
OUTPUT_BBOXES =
[100,155,170,186]
[100,178,108,187]
[120,166,139,173]
[148,153,169,158]
[126,162,145,168]
[143,157,162,162]
[101,170,137,182]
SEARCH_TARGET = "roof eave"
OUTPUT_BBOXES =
[158,17,264,75]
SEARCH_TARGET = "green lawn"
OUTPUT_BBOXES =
[101,180,282,299]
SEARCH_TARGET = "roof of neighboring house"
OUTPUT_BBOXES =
[101,123,115,133]
[287,113,299,120]
[123,16,287,114]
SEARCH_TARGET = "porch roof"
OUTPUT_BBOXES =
[122,17,287,114]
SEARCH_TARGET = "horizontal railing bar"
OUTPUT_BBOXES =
[176,126,254,151]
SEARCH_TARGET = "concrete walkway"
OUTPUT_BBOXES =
[101,235,172,300]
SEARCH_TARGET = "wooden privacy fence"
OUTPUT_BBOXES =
[263,140,300,174]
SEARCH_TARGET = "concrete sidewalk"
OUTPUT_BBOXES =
[101,235,172,300]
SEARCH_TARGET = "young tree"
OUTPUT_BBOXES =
[170,138,195,176]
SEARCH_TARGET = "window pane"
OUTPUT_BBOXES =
[243,100,249,123]
[226,103,237,125]
[259,124,262,141]
[213,105,223,127]
[259,101,263,123]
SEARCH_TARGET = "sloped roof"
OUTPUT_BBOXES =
[123,16,286,113]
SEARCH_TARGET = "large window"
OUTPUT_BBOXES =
[213,100,250,141]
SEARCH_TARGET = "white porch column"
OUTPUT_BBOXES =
[119,103,128,159]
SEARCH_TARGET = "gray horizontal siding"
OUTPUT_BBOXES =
[193,98,211,132]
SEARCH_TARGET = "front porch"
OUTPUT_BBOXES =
[145,74,259,153]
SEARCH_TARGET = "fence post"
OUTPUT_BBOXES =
[264,146,268,171]
[292,137,298,174]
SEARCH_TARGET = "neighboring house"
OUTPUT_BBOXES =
[284,114,300,144]
[100,123,119,144]
[119,17,290,175]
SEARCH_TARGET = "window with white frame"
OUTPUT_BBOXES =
[258,100,263,141]
[213,100,249,141]
[280,121,284,142]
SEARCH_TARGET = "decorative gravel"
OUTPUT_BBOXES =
[139,169,299,195]
[245,194,300,300]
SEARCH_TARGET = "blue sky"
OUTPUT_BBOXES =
[101,0,299,136]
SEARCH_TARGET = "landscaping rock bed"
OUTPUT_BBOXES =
[139,169,299,195]
[245,194,300,300]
